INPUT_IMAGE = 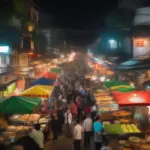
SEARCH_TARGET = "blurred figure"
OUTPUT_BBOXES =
[64,108,72,137]
[29,124,44,150]
[57,108,64,134]
[83,114,93,148]
[51,113,59,142]
[93,117,104,150]
[73,119,82,150]
[13,136,40,150]
[70,101,77,119]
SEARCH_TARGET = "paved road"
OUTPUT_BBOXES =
[44,136,73,150]
[44,135,119,150]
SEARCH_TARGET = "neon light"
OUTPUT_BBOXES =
[0,46,9,53]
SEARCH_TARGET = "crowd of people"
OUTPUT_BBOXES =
[0,57,110,150]
[49,58,110,150]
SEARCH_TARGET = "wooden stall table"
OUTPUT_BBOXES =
[140,144,150,150]
[112,110,132,120]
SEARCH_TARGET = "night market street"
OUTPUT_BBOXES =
[1,1,150,150]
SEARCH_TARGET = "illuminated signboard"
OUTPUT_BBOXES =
[136,40,144,47]
[0,46,9,53]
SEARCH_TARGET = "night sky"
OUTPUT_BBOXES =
[35,0,118,46]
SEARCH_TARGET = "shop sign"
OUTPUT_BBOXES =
[19,53,29,67]
[136,40,144,47]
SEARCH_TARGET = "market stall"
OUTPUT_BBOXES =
[0,96,42,144]
[50,67,61,74]
[31,78,55,86]
[94,89,119,114]
[20,85,54,98]
[44,72,57,80]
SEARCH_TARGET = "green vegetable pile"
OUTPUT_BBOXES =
[104,124,123,134]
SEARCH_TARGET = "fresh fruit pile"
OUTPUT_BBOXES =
[121,124,141,133]
[104,124,140,134]
[104,124,123,134]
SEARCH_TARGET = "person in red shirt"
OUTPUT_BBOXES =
[84,105,91,114]
[70,102,77,118]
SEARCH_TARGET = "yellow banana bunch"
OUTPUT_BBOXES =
[131,124,141,133]
[121,124,128,133]
[121,124,141,133]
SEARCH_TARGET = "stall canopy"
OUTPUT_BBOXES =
[50,68,61,73]
[0,96,41,114]
[116,59,150,71]
[20,85,54,98]
[44,72,57,80]
[113,91,150,107]
[31,78,55,86]
[117,87,135,92]
[104,81,130,88]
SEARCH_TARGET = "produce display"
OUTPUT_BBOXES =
[0,117,8,129]
[121,124,141,133]
[7,125,30,132]
[110,85,132,90]
[97,101,116,105]
[95,89,119,113]
[10,114,41,124]
[104,124,141,134]
[96,96,113,101]
[112,110,132,117]
[104,124,123,134]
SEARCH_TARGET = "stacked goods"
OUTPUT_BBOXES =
[112,110,132,117]
[0,118,8,129]
[18,114,40,123]
[121,124,141,133]
[110,85,132,91]
[7,126,30,132]
[104,124,123,134]
[95,89,119,113]
[104,124,141,134]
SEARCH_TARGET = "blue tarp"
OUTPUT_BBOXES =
[31,78,55,86]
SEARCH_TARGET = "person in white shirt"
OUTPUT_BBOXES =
[73,119,82,150]
[83,114,93,147]
[64,109,72,137]
[29,124,44,150]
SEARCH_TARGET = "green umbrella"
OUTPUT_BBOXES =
[50,68,61,73]
[117,87,135,92]
[0,96,41,114]
[104,80,130,88]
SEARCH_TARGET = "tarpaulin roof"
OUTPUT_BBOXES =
[116,58,150,71]
[31,78,55,86]
[0,96,41,114]
[20,85,54,98]
[50,68,61,73]
[113,91,150,107]
[44,72,57,80]
[104,80,130,88]
[117,87,135,92]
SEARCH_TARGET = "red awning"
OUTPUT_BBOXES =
[112,91,150,107]
[44,72,57,80]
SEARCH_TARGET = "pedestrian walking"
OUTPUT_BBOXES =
[83,114,93,148]
[93,117,104,150]
[73,119,82,150]
[64,108,73,137]
[51,113,59,142]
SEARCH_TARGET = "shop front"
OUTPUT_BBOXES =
[133,37,150,58]
[0,78,25,98]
